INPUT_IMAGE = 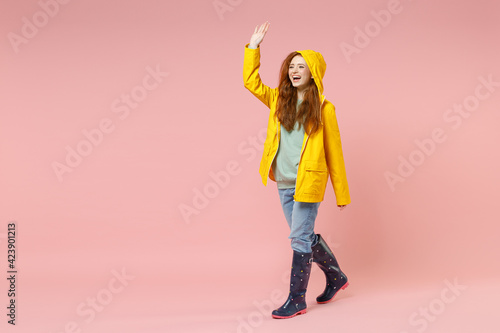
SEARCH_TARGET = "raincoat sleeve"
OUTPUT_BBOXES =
[243,44,278,108]
[323,103,351,206]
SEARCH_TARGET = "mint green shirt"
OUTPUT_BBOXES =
[272,100,305,189]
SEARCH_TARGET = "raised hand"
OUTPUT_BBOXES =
[249,21,270,49]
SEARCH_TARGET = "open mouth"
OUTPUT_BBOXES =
[292,75,301,83]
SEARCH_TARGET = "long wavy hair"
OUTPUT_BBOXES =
[275,51,322,136]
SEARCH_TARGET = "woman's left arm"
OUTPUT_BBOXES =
[323,103,351,207]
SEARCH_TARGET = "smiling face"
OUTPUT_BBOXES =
[289,55,312,93]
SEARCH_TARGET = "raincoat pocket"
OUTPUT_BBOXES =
[303,161,328,195]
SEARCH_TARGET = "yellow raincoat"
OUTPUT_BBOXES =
[243,44,350,205]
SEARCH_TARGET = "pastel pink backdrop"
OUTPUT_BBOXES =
[1,0,499,332]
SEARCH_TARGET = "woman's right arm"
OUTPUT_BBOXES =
[243,22,277,108]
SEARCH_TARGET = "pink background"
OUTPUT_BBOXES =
[1,0,499,332]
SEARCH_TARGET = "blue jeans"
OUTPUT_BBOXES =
[277,187,320,253]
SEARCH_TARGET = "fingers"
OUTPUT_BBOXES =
[262,21,270,33]
[257,21,270,34]
[250,22,269,46]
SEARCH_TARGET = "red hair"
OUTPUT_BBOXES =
[275,51,321,136]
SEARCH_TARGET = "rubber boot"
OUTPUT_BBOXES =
[272,251,313,319]
[312,234,349,304]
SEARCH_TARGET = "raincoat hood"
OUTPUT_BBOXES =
[296,49,326,96]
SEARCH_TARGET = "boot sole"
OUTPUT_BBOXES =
[317,281,349,304]
[272,308,307,319]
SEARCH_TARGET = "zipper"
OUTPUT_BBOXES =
[266,121,280,181]
[298,133,309,165]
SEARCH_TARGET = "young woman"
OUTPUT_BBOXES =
[243,22,351,319]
